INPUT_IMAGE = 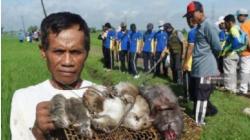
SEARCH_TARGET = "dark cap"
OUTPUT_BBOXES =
[163,23,173,29]
[183,1,203,18]
[120,22,127,27]
[147,23,154,30]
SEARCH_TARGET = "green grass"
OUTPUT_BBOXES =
[2,34,250,140]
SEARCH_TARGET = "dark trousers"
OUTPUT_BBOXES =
[192,77,215,101]
[119,50,128,72]
[104,47,114,69]
[192,77,217,118]
[170,53,182,84]
[155,52,167,76]
[128,52,138,75]
[102,45,105,59]
[143,52,154,72]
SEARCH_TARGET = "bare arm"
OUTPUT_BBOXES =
[181,40,188,60]
[183,43,194,71]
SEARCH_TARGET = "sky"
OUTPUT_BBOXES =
[1,0,250,31]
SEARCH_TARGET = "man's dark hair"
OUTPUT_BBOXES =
[40,12,90,52]
[104,22,111,28]
[224,14,236,23]
[130,23,136,30]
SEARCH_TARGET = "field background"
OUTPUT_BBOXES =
[2,33,250,140]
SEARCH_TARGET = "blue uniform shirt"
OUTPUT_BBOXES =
[104,30,116,49]
[129,31,142,53]
[154,30,168,52]
[143,31,155,52]
[219,30,227,42]
[188,27,196,44]
[117,31,130,50]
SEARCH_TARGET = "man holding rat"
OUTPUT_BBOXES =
[10,12,94,140]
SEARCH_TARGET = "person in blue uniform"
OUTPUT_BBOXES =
[154,25,168,76]
[142,23,155,72]
[128,23,142,78]
[117,22,130,72]
[103,23,116,70]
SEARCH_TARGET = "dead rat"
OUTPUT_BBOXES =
[50,94,93,138]
[140,85,184,140]
[83,83,152,132]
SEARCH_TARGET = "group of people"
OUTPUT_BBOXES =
[215,10,250,95]
[9,1,250,140]
[99,1,250,126]
[18,30,40,43]
[182,1,250,126]
[98,21,185,82]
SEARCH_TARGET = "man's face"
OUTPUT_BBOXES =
[224,21,232,31]
[219,22,225,30]
[41,25,88,86]
[121,26,127,31]
[186,17,196,28]
[192,11,204,24]
[237,15,248,23]
[166,27,173,33]
[103,26,107,31]
[131,25,136,32]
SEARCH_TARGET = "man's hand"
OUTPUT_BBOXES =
[182,63,189,71]
[32,101,55,140]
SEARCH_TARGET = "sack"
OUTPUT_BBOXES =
[164,55,170,67]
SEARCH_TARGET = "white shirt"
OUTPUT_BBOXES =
[10,80,94,140]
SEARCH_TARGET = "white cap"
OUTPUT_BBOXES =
[158,20,164,27]
[236,8,248,16]
[215,16,225,26]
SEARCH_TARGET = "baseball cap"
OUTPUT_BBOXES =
[236,8,248,16]
[183,1,203,18]
[163,23,173,30]
[215,16,225,25]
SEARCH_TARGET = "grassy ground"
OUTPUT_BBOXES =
[2,33,250,140]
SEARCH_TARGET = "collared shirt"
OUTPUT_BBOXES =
[143,31,155,52]
[117,31,130,51]
[154,30,168,52]
[104,29,116,49]
[191,18,221,77]
[129,31,142,53]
